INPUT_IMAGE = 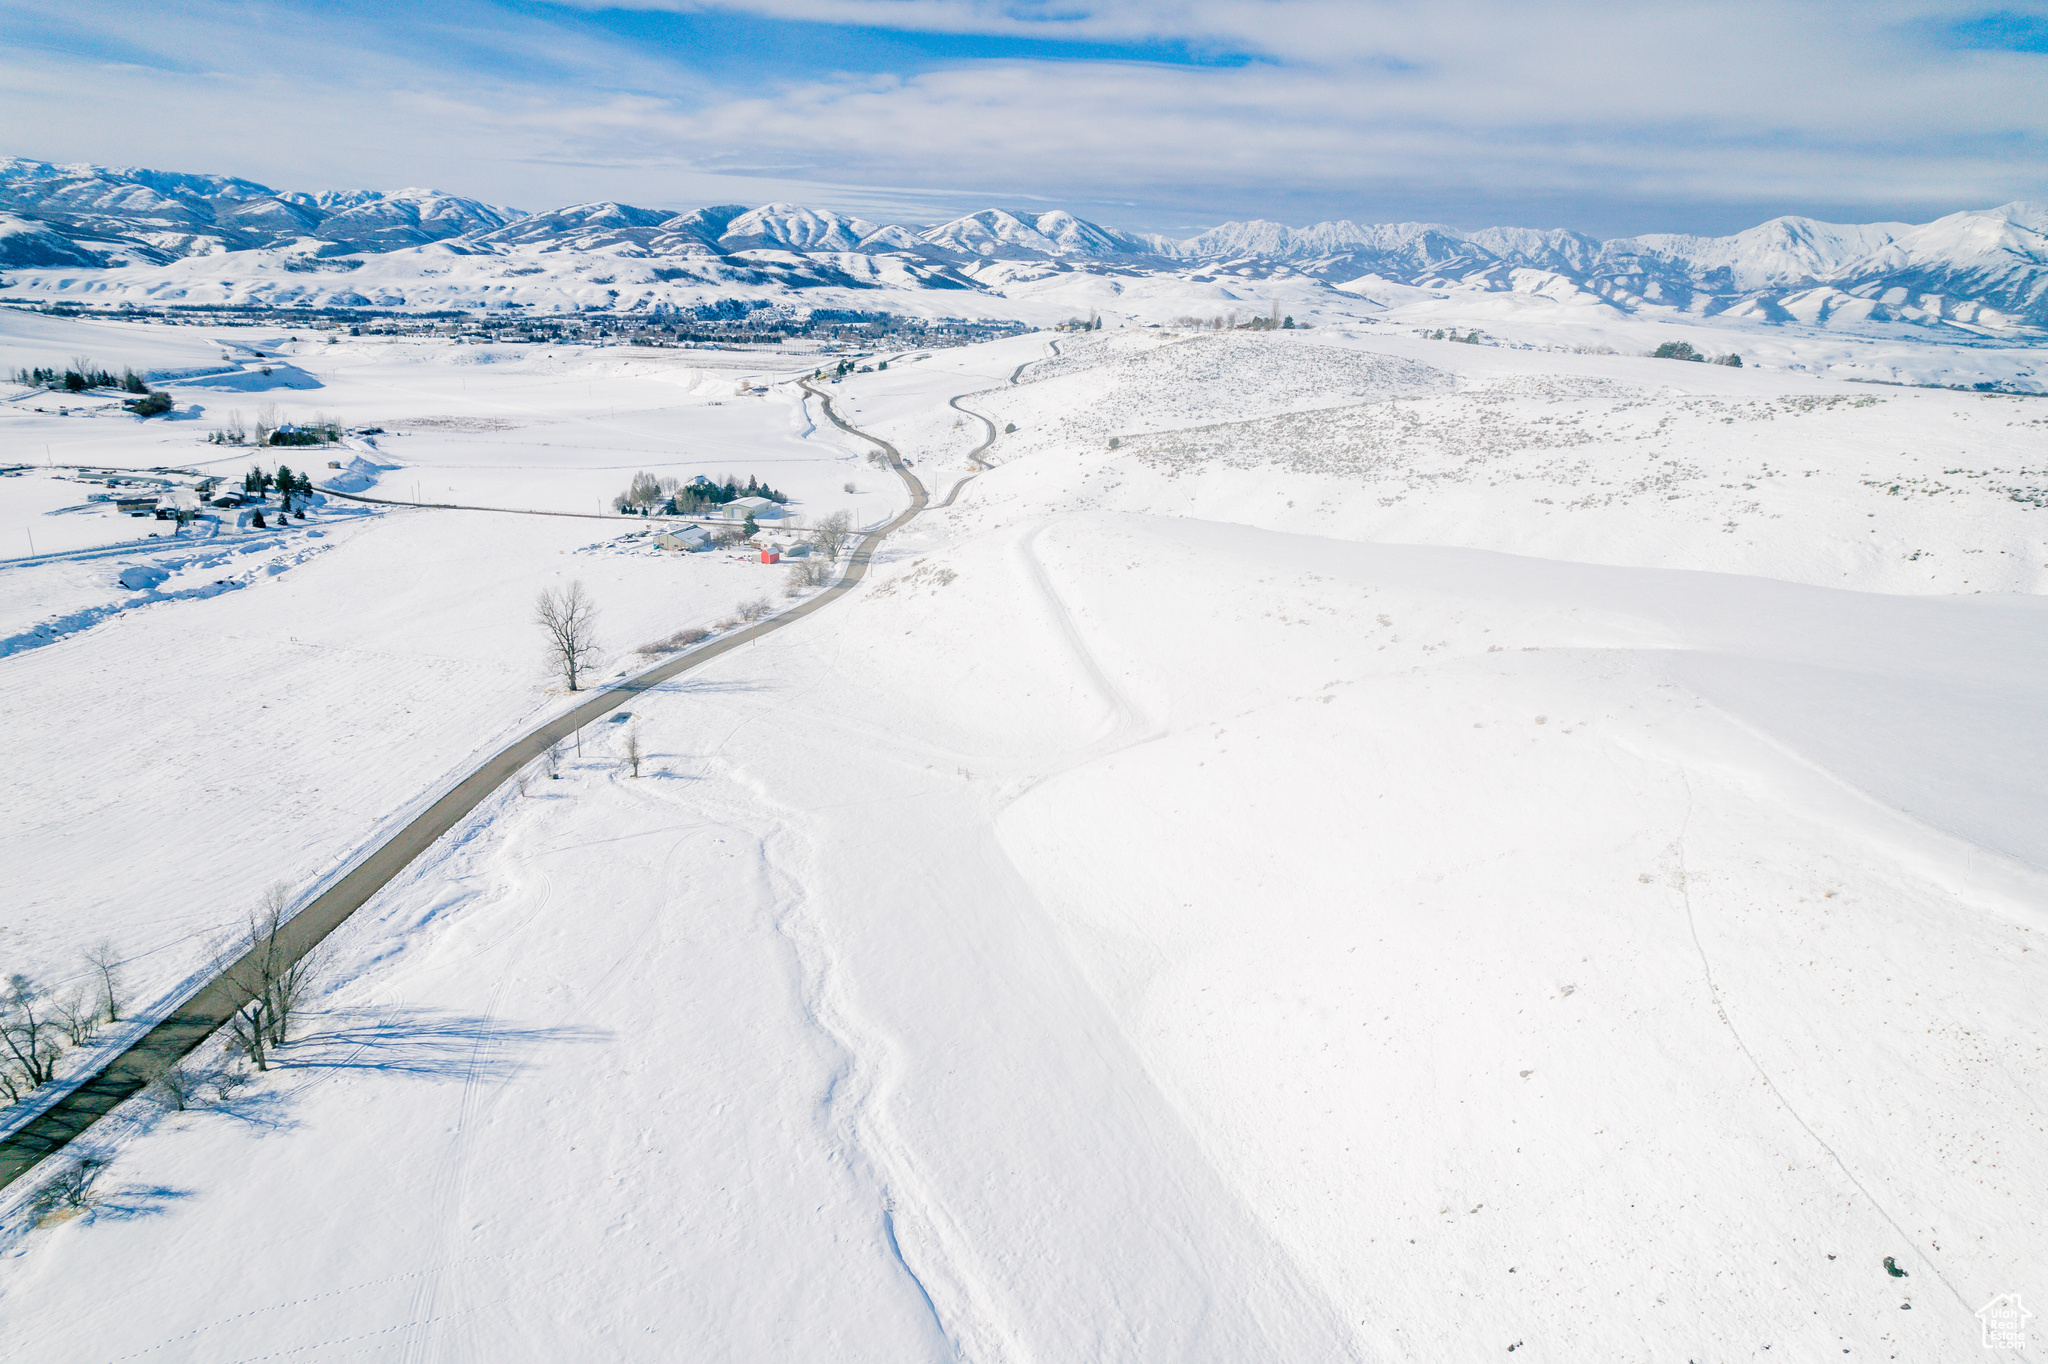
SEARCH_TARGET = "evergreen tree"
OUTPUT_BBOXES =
[743,511,759,537]
[276,465,296,514]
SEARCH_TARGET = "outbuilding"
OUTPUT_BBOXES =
[723,495,782,522]
[653,526,710,552]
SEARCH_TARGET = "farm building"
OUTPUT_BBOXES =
[715,496,782,522]
[653,526,710,552]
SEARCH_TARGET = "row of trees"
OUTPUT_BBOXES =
[818,358,889,378]
[244,464,319,513]
[610,471,790,517]
[15,888,326,1224]
[1652,341,1743,366]
[2,880,330,1114]
[1,946,123,1103]
[1168,314,1306,332]
[13,357,148,393]
[206,407,346,447]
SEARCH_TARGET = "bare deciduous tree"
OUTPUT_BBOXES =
[146,1056,204,1112]
[84,940,123,1022]
[53,990,97,1046]
[1,974,63,1094]
[624,727,643,778]
[809,511,854,559]
[29,1157,106,1221]
[737,596,772,622]
[546,740,563,779]
[220,883,322,1073]
[784,560,833,595]
[535,580,601,691]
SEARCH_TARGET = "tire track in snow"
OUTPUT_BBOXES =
[753,796,1004,1364]
[1669,774,2002,1349]
[394,867,540,1364]
[1012,520,1154,756]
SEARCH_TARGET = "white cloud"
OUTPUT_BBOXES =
[1,0,2042,233]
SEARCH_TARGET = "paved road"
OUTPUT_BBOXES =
[948,394,998,468]
[944,343,1050,471]
[0,382,939,1191]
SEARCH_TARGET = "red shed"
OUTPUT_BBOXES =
[759,550,780,564]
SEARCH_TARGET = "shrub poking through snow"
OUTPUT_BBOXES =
[638,626,711,656]
[785,560,834,594]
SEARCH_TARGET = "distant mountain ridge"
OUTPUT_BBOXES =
[2,157,2043,332]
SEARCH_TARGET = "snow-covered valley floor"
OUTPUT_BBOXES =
[0,315,2043,1361]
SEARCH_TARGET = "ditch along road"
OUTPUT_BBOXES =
[0,380,959,1191]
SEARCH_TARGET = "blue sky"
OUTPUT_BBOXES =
[3,0,2045,238]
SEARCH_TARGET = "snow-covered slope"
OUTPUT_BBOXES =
[0,323,2041,1360]
[719,202,877,253]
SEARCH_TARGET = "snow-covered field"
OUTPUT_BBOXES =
[1,310,2043,1361]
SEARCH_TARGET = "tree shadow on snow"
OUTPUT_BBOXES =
[280,1006,608,1083]
[88,1182,194,1223]
[205,1086,303,1134]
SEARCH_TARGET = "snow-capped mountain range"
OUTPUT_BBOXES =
[2,157,2045,335]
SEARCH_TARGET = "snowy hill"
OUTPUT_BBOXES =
[2,157,2046,346]
[0,159,518,263]
[0,316,2042,1360]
